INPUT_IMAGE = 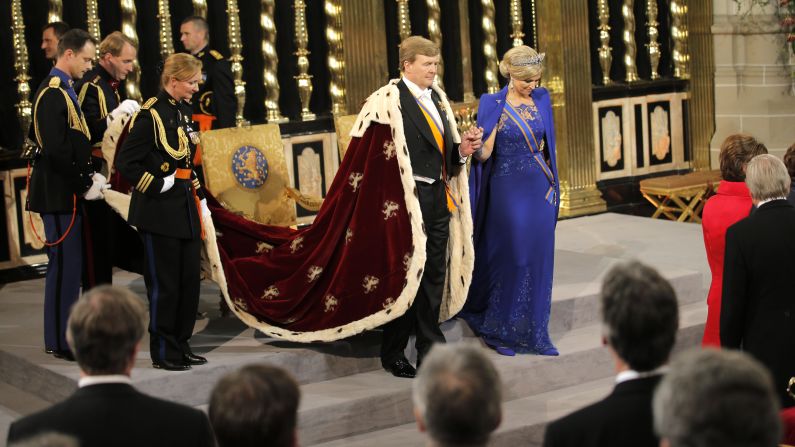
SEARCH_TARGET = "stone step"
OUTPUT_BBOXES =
[299,301,706,446]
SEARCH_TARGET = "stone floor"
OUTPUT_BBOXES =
[0,213,710,446]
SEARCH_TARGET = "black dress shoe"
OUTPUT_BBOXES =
[152,360,191,371]
[383,358,416,378]
[52,350,75,361]
[183,353,207,365]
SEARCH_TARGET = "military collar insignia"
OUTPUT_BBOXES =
[168,98,176,105]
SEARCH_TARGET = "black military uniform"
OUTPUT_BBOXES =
[193,46,236,129]
[74,64,143,287]
[116,91,207,370]
[29,71,95,357]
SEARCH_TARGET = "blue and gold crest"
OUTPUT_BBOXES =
[231,145,269,189]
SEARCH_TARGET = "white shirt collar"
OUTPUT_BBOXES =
[615,366,668,384]
[78,374,133,388]
[402,76,431,99]
[756,197,787,208]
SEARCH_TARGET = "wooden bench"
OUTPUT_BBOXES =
[639,170,721,223]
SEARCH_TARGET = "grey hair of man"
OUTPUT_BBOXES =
[9,432,79,447]
[66,285,148,375]
[601,260,679,372]
[746,154,791,203]
[653,349,781,447]
[412,343,502,447]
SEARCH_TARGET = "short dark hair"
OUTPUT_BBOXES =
[181,15,209,35]
[42,21,70,39]
[718,133,768,182]
[66,285,148,375]
[209,364,300,447]
[601,260,679,371]
[56,29,97,57]
[783,142,795,181]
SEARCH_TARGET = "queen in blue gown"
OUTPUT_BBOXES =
[460,46,559,356]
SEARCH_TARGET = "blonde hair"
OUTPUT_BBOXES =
[499,45,543,80]
[160,53,202,88]
[398,36,440,72]
[98,31,137,57]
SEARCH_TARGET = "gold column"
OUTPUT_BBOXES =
[227,0,247,126]
[11,0,32,142]
[622,0,639,82]
[294,0,315,120]
[157,0,174,61]
[509,0,524,47]
[597,0,612,85]
[340,0,389,112]
[426,0,444,89]
[86,0,101,59]
[48,0,62,23]
[396,0,412,42]
[687,0,712,169]
[457,0,475,101]
[529,0,538,49]
[482,0,499,93]
[261,0,287,123]
[193,0,208,18]
[537,0,606,218]
[671,0,690,79]
[120,0,142,101]
[325,0,347,115]
[646,0,660,80]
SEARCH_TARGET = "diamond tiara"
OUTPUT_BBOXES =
[514,53,545,67]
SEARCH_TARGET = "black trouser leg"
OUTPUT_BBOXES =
[81,200,113,289]
[176,236,202,354]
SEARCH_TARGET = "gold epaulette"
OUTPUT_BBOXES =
[142,97,158,110]
[92,75,101,84]
[34,77,91,146]
[210,50,224,60]
[48,77,60,88]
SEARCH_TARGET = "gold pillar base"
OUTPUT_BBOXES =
[558,185,607,219]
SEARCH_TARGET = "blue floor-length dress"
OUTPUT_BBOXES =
[460,100,557,354]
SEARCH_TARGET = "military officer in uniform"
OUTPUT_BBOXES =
[75,31,142,288]
[29,29,106,361]
[179,15,236,129]
[116,53,210,371]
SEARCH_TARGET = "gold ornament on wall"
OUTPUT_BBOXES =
[157,0,174,61]
[482,0,499,93]
[227,0,248,126]
[48,0,62,23]
[396,0,412,42]
[325,0,347,115]
[86,0,101,59]
[120,0,142,101]
[261,0,287,123]
[426,0,445,89]
[509,0,524,47]
[294,0,315,121]
[671,0,690,79]
[193,0,208,18]
[11,0,32,141]
[622,0,639,82]
[646,0,661,80]
[597,0,613,85]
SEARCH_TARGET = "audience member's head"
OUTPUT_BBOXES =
[601,260,679,372]
[41,21,70,60]
[54,29,96,81]
[97,31,138,81]
[719,133,768,182]
[783,142,795,184]
[66,285,148,376]
[746,154,791,204]
[653,349,781,447]
[180,16,210,54]
[413,343,502,447]
[9,431,79,447]
[209,364,300,447]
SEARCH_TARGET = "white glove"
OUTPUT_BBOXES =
[84,173,109,201]
[200,198,211,218]
[106,99,140,124]
[160,171,176,193]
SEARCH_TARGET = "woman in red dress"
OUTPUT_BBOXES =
[701,134,767,347]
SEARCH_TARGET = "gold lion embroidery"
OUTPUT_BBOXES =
[348,172,364,192]
[255,242,272,253]
[306,265,323,282]
[260,286,279,300]
[290,236,304,253]
[362,275,379,294]
[383,141,396,160]
[345,228,353,244]
[382,200,399,220]
[323,294,338,313]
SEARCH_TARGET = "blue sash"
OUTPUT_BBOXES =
[503,102,557,205]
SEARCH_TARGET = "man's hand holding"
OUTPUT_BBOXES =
[459,127,484,157]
